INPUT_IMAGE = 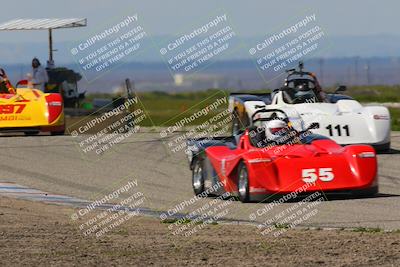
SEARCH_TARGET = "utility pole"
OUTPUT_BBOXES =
[365,60,371,85]
[319,58,324,85]
[125,78,135,130]
[354,56,359,85]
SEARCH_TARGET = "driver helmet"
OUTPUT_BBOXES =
[263,119,288,143]
[295,81,309,91]
[293,89,316,103]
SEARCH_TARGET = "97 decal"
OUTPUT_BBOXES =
[302,168,334,183]
[0,104,26,114]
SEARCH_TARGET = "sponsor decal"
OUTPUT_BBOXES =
[0,104,26,114]
[0,115,31,121]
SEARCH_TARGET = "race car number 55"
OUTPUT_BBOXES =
[302,168,334,183]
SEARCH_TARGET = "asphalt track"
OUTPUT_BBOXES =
[0,131,400,230]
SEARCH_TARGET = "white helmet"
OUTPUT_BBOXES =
[263,119,288,142]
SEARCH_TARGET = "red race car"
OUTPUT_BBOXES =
[186,108,378,202]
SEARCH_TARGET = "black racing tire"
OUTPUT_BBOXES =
[373,142,391,153]
[352,186,378,198]
[238,162,250,203]
[24,131,39,136]
[192,158,206,196]
[51,130,65,136]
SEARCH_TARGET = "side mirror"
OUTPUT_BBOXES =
[306,122,320,131]
[334,85,347,94]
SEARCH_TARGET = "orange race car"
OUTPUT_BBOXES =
[0,68,65,135]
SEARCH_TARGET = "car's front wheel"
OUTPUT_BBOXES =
[238,162,250,203]
[192,158,206,196]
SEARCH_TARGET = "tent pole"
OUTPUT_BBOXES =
[48,28,53,64]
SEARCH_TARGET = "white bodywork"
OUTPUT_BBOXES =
[230,91,391,147]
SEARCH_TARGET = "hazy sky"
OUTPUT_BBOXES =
[0,0,398,43]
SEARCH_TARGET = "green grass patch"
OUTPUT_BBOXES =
[344,85,400,103]
[83,85,400,129]
[352,227,382,233]
[389,108,400,131]
[273,222,291,229]
[161,218,192,224]
[136,89,229,127]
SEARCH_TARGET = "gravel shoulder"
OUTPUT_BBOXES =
[1,196,400,266]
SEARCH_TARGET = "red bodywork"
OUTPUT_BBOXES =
[205,131,378,196]
[45,93,64,124]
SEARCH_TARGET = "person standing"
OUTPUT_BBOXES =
[30,58,48,92]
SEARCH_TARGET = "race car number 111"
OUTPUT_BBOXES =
[326,124,350,137]
[0,104,26,114]
[302,168,334,183]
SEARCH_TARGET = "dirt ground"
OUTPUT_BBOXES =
[0,196,399,267]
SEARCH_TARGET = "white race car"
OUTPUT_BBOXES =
[229,63,391,151]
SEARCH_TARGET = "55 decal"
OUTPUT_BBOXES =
[302,168,334,183]
[0,104,26,114]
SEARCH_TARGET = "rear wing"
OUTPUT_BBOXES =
[228,92,272,112]
[186,136,236,169]
[229,92,272,98]
[229,92,272,104]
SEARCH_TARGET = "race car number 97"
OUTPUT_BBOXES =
[302,168,334,183]
[0,104,26,114]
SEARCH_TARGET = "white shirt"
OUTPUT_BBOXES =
[32,66,49,91]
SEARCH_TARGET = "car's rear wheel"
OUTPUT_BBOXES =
[238,162,250,203]
[192,158,205,196]
[374,142,391,153]
[352,186,378,198]
[51,130,65,136]
[51,124,65,136]
[24,131,39,136]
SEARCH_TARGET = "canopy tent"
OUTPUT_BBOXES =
[0,18,87,65]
